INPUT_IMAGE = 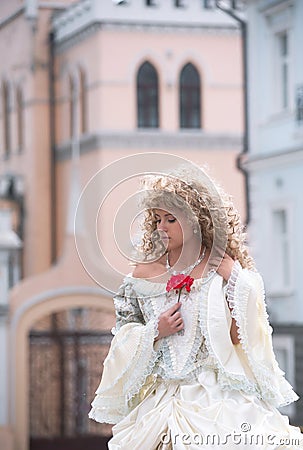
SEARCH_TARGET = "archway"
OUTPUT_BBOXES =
[12,291,115,450]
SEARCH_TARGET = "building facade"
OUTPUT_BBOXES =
[0,1,246,449]
[245,0,303,426]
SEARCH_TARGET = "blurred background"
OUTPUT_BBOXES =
[0,0,302,449]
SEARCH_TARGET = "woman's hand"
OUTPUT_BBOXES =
[212,251,240,344]
[155,302,183,341]
[216,253,240,344]
[215,252,235,282]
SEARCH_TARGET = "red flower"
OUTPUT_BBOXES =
[166,274,194,294]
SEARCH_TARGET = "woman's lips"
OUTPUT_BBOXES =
[160,236,169,240]
[158,231,169,241]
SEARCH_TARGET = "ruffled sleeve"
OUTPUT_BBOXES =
[111,280,145,335]
[88,279,160,424]
[225,261,299,407]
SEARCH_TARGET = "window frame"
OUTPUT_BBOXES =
[69,75,76,139]
[272,334,296,418]
[79,69,87,135]
[267,201,295,297]
[137,61,159,129]
[2,81,11,158]
[179,62,201,129]
[275,30,290,112]
[16,86,24,153]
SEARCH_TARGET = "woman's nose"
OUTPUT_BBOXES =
[157,221,167,231]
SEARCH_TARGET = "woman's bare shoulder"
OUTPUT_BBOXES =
[131,263,150,279]
[131,259,166,279]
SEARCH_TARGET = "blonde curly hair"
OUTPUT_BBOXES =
[137,166,254,270]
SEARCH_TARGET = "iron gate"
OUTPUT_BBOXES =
[29,309,114,450]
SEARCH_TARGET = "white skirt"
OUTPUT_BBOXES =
[108,369,303,450]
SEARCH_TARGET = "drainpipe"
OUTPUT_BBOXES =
[48,30,57,263]
[215,1,250,224]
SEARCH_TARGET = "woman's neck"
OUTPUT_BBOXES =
[167,241,204,272]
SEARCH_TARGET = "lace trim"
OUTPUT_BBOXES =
[98,320,159,398]
[124,275,166,298]
[182,288,211,377]
[88,396,128,424]
[125,320,161,400]
[225,260,241,302]
[250,274,298,406]
[227,266,298,407]
[124,270,217,298]
[143,284,210,380]
[198,275,260,397]
[170,315,208,379]
[89,319,161,424]
[154,353,214,384]
[153,350,216,383]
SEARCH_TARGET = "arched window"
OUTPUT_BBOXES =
[179,63,201,129]
[137,62,159,128]
[2,81,11,157]
[69,75,76,139]
[16,86,24,152]
[69,70,87,139]
[79,69,87,135]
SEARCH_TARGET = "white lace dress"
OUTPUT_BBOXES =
[89,263,303,449]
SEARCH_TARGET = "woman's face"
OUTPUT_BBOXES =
[153,208,195,252]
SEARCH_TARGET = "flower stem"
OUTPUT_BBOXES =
[177,287,183,302]
[177,287,184,335]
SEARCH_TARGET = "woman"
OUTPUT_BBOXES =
[89,167,302,449]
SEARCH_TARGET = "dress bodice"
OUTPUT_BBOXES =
[114,274,216,382]
[90,263,299,426]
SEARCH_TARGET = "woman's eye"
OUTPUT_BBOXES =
[154,217,176,224]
